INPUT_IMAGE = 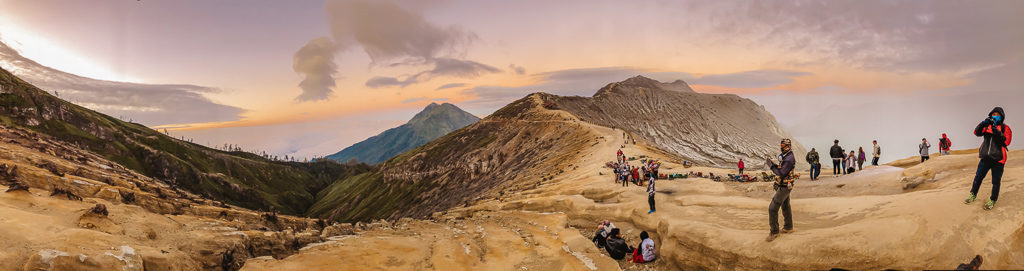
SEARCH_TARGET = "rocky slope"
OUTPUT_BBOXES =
[0,67,370,215]
[548,75,807,169]
[325,102,480,165]
[308,94,598,221]
[257,122,1024,270]
[0,124,366,270]
[311,76,808,223]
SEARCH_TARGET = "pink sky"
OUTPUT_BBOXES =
[1,0,1021,161]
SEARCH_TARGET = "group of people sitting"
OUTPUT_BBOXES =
[592,220,657,264]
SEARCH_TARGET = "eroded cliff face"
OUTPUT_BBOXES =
[547,75,807,169]
[0,125,365,271]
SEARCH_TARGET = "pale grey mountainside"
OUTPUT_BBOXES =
[325,102,480,165]
[549,75,809,170]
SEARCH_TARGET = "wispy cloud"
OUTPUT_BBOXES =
[435,82,466,90]
[0,39,244,126]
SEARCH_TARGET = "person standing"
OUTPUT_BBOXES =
[965,107,1012,210]
[766,139,796,242]
[940,134,952,155]
[872,140,881,166]
[920,138,932,163]
[647,175,656,214]
[806,148,821,180]
[857,147,866,170]
[846,151,857,174]
[738,159,745,176]
[830,140,844,176]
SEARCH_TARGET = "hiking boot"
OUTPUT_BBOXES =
[964,194,977,204]
[984,200,996,210]
[781,228,794,234]
[647,210,655,214]
[765,233,780,242]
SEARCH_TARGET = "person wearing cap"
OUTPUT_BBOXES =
[765,138,796,242]
[965,107,1012,210]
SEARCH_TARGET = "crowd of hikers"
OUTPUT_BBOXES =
[599,107,1011,252]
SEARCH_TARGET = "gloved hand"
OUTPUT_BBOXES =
[984,117,995,125]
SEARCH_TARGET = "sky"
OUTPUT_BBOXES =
[0,0,1021,162]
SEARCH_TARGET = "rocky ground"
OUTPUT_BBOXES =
[246,119,1023,270]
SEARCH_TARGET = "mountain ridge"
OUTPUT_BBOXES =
[324,102,479,165]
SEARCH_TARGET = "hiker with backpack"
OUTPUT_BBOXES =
[940,134,952,155]
[920,138,932,163]
[872,140,881,166]
[766,139,796,242]
[604,228,632,260]
[830,140,844,176]
[806,148,821,180]
[630,231,656,263]
[965,107,1012,210]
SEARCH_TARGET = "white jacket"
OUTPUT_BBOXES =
[641,238,656,262]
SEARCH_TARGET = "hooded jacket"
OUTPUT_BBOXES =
[975,107,1013,164]
[940,134,951,151]
[605,237,630,260]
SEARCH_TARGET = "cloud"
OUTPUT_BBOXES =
[365,58,500,88]
[508,64,526,75]
[435,82,465,90]
[293,37,338,102]
[691,70,811,88]
[400,97,426,103]
[0,39,244,126]
[682,1,1024,72]
[293,0,499,97]
[325,0,474,64]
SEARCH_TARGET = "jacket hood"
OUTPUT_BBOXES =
[942,133,947,138]
[991,107,1006,124]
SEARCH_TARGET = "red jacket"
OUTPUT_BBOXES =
[738,160,744,169]
[975,107,1012,164]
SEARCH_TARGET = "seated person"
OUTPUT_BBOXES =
[604,228,632,260]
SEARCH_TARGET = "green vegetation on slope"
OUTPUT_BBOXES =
[0,67,371,214]
[325,102,480,165]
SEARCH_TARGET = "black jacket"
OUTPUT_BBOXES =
[976,107,1013,164]
[829,145,844,159]
[605,237,631,260]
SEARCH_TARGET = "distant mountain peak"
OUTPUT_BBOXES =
[595,75,694,97]
[326,102,480,165]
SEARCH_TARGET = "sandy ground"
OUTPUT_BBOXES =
[246,121,1024,270]
[2,119,1021,270]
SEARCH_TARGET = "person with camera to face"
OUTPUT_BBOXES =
[965,107,1012,210]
